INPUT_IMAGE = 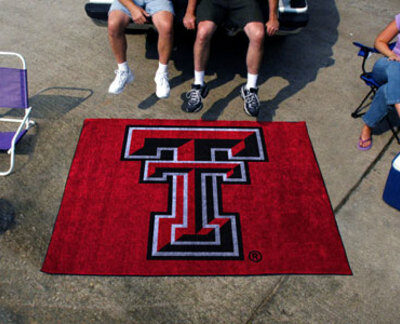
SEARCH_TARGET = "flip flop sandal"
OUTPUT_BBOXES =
[357,136,372,151]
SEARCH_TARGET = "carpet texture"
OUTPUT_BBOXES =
[42,119,351,275]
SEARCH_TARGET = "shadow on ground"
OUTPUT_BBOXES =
[0,87,93,173]
[0,198,15,233]
[29,87,93,120]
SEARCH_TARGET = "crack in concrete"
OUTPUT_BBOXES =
[333,135,397,215]
[245,276,289,324]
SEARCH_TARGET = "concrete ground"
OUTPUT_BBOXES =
[1,0,400,322]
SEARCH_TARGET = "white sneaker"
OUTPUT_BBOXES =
[108,69,134,94]
[154,71,170,99]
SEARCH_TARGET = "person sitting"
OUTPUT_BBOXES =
[358,14,400,150]
[182,0,279,117]
[107,0,174,98]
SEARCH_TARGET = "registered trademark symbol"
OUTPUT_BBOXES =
[248,250,262,263]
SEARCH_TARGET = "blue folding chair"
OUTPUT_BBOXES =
[0,52,35,176]
[351,42,400,144]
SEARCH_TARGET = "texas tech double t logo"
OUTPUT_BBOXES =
[122,126,267,260]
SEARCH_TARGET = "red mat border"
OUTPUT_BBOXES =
[41,119,352,276]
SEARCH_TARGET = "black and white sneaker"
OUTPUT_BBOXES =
[184,83,209,113]
[240,86,260,117]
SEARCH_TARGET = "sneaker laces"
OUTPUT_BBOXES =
[114,69,129,86]
[186,88,202,105]
[244,90,260,109]
[156,72,169,87]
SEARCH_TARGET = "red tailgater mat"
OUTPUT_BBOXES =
[42,119,352,275]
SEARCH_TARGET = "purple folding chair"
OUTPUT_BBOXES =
[0,52,35,176]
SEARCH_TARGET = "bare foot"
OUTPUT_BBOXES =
[358,124,372,150]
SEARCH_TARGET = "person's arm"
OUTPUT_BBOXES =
[183,0,197,30]
[374,19,400,61]
[119,0,149,24]
[266,0,279,36]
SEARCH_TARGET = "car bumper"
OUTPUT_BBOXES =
[276,11,309,35]
[84,2,309,34]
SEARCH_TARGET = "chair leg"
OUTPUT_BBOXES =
[0,147,15,176]
[351,88,375,118]
[386,116,400,145]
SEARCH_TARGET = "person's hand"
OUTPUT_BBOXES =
[266,17,279,36]
[183,12,196,30]
[130,5,150,25]
[388,53,400,62]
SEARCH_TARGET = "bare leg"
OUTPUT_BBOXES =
[244,22,265,75]
[152,11,174,65]
[194,21,217,72]
[108,10,131,63]
[395,103,400,116]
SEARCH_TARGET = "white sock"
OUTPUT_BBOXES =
[194,70,205,86]
[118,62,129,72]
[157,62,168,74]
[246,73,258,90]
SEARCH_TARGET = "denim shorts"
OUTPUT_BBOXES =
[108,0,174,17]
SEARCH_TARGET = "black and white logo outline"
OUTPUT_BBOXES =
[122,126,268,260]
